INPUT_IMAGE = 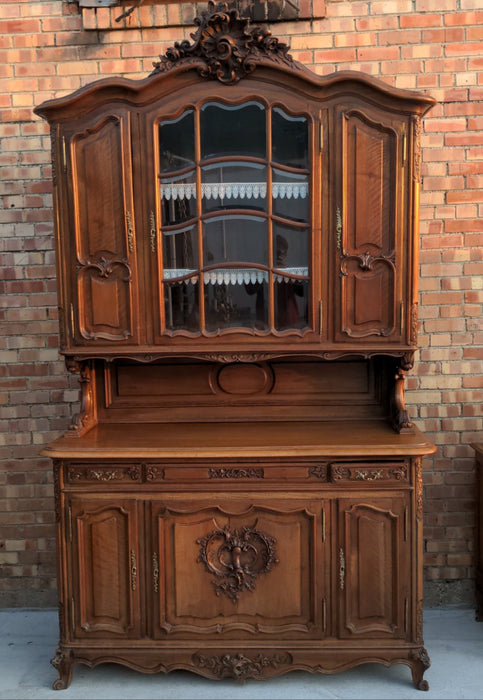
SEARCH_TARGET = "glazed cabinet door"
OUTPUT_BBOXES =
[332,103,409,344]
[60,109,141,348]
[337,496,410,639]
[68,497,142,639]
[143,93,322,346]
[149,498,325,639]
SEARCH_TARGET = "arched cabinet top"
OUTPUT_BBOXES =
[34,3,435,123]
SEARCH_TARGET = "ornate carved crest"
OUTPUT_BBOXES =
[152,1,295,85]
[197,522,277,601]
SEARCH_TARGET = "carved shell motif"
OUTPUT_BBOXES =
[152,1,295,85]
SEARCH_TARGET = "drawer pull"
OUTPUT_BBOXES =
[152,552,159,593]
[130,550,137,591]
[339,548,345,591]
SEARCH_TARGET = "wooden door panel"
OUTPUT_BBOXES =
[338,497,410,639]
[334,106,406,342]
[70,498,141,638]
[151,500,322,638]
[68,113,139,343]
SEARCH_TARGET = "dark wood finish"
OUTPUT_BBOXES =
[36,3,435,692]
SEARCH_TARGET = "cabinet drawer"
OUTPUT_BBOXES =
[329,461,409,484]
[66,463,143,484]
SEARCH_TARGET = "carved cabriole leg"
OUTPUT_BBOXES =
[51,648,73,690]
[410,647,430,691]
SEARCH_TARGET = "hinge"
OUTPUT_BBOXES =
[402,133,407,164]
[69,303,75,340]
[339,548,345,591]
[400,301,404,335]
[71,598,75,627]
[321,507,325,542]
[319,300,323,335]
[405,507,408,542]
[62,136,67,173]
[68,505,72,542]
[404,597,409,633]
[319,121,324,152]
[322,597,327,633]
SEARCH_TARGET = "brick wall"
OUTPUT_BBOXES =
[0,0,482,607]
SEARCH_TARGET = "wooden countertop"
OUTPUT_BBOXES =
[42,421,436,459]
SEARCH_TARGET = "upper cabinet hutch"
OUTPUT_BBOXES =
[36,3,436,691]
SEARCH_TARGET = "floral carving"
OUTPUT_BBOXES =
[193,651,292,679]
[152,1,295,85]
[209,467,264,478]
[197,523,277,601]
[309,465,327,480]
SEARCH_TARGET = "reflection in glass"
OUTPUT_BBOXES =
[205,278,268,332]
[274,278,308,331]
[272,169,309,222]
[160,171,197,225]
[273,224,308,272]
[162,224,198,274]
[203,215,267,267]
[164,278,199,332]
[272,108,308,169]
[202,162,267,214]
[159,110,195,172]
[201,102,266,160]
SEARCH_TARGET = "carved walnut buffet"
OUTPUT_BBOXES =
[35,3,436,691]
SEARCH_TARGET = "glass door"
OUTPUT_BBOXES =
[157,100,311,337]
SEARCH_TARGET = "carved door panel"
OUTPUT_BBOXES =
[337,496,410,639]
[149,498,324,639]
[63,110,141,346]
[332,104,408,343]
[69,497,141,639]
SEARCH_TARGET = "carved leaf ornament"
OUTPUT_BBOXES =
[197,522,278,601]
[152,1,295,85]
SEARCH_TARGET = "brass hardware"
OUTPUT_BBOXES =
[69,303,75,339]
[152,552,159,593]
[339,548,345,590]
[319,300,323,334]
[354,469,383,481]
[336,206,342,252]
[400,301,404,335]
[322,597,326,633]
[405,507,408,542]
[68,506,72,542]
[319,121,324,152]
[149,211,156,253]
[130,550,137,591]
[126,211,134,253]
[62,136,67,173]
[402,133,407,164]
[321,508,325,543]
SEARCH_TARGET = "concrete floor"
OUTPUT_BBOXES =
[1,608,482,699]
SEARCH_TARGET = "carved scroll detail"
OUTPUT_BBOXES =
[193,651,292,679]
[68,466,141,482]
[415,457,423,522]
[152,1,295,85]
[209,468,264,479]
[390,367,414,434]
[412,116,422,183]
[67,361,97,437]
[197,523,277,601]
[309,465,327,480]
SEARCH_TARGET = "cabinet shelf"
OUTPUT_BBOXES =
[163,267,309,284]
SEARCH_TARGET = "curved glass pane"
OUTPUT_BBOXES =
[274,278,309,331]
[160,171,197,225]
[272,168,309,223]
[272,107,308,169]
[164,278,199,332]
[202,162,267,214]
[159,110,195,172]
[205,277,269,332]
[273,223,309,272]
[162,224,198,274]
[203,215,267,267]
[201,102,266,160]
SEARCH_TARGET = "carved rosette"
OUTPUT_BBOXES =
[152,1,295,85]
[193,651,292,679]
[197,523,277,601]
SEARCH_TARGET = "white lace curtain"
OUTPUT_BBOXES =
[163,267,308,285]
[160,182,308,201]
